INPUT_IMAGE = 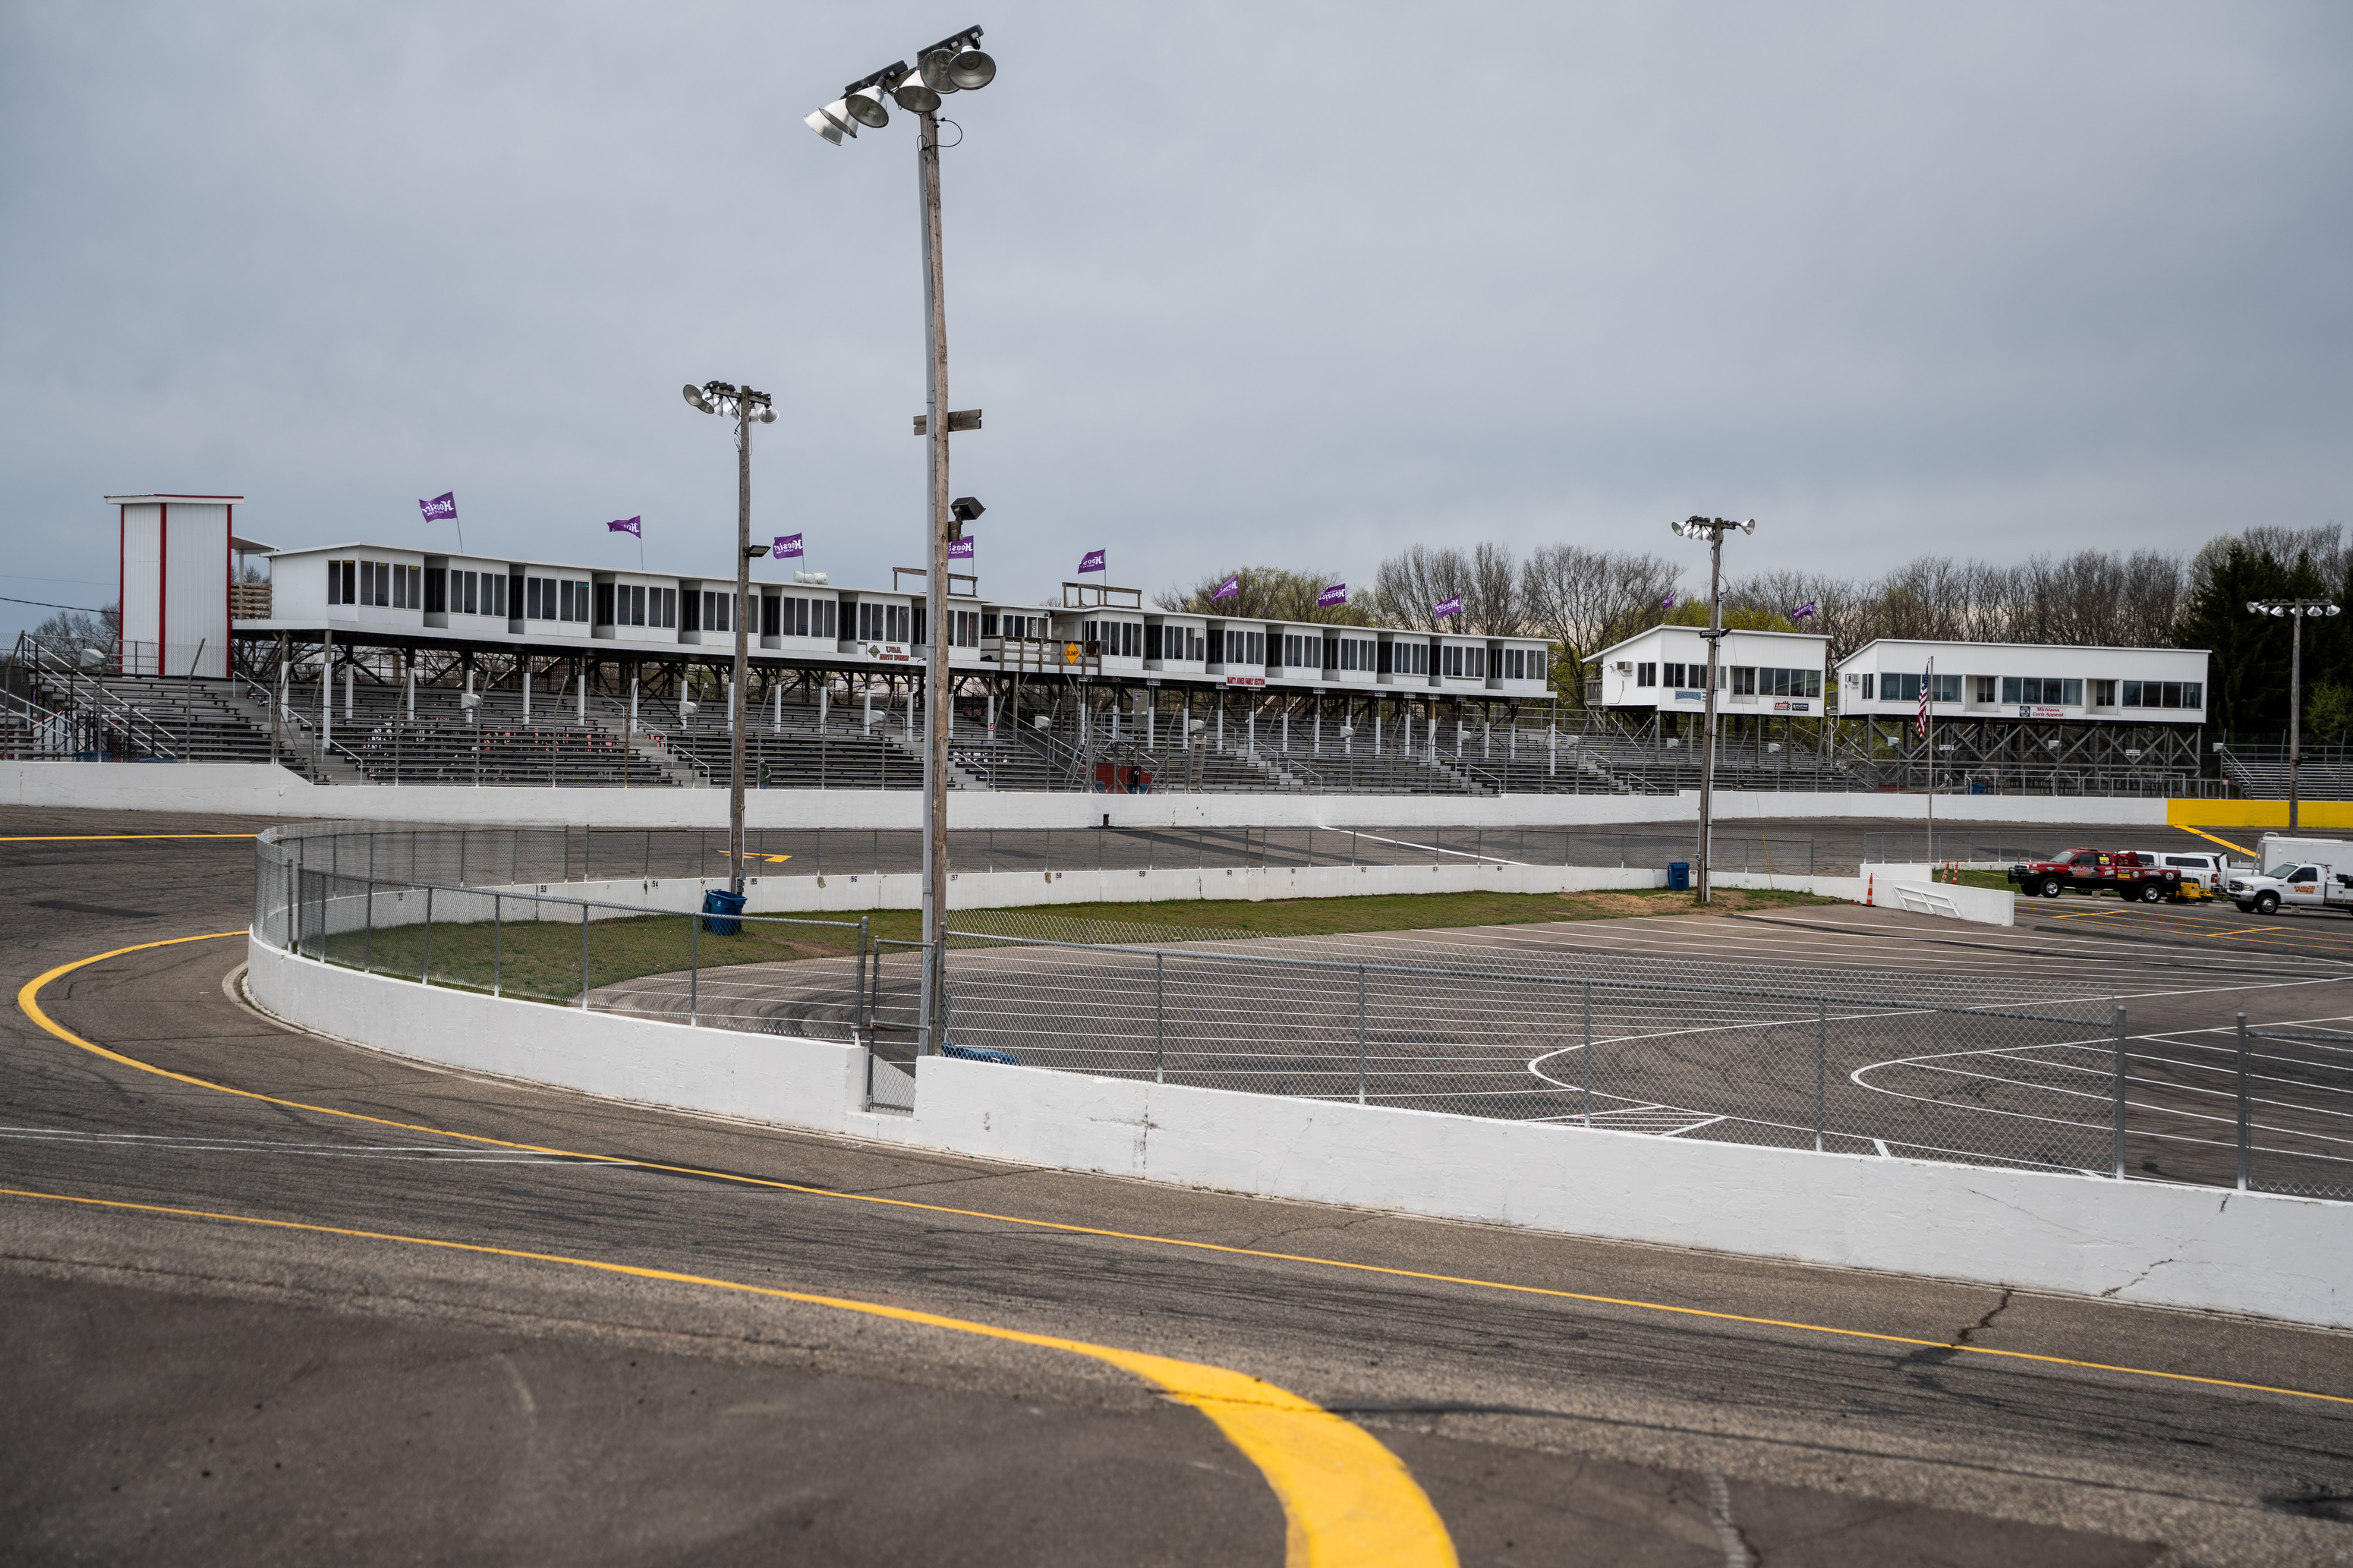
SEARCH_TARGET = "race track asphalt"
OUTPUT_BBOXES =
[3,807,2349,1566]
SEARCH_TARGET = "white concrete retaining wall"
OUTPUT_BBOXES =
[247,937,2351,1327]
[7,760,2175,830]
[1856,864,2017,927]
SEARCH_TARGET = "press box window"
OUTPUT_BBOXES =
[1636,662,1655,688]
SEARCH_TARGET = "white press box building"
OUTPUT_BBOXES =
[1835,640,2210,725]
[1586,625,1832,717]
[193,532,1557,710]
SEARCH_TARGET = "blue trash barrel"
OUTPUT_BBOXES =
[700,887,746,936]
[941,1043,1021,1065]
[1667,861,1690,892]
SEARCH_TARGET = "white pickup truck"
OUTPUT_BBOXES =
[2227,859,2353,916]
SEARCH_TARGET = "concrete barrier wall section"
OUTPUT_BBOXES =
[246,935,2349,1327]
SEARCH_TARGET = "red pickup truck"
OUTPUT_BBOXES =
[2007,849,2186,902]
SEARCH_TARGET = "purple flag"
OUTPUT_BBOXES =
[419,492,457,522]
[1432,594,1463,618]
[1211,574,1240,600]
[948,537,974,560]
[606,516,641,537]
[1792,599,1818,620]
[1662,591,1676,609]
[1317,582,1347,609]
[1078,549,1107,575]
[774,533,803,558]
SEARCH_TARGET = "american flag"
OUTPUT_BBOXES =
[1916,660,1932,737]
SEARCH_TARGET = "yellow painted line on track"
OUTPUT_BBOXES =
[0,1185,1452,1568]
[0,833,260,842]
[20,934,2353,1412]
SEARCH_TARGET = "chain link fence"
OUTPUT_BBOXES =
[252,827,2348,1200]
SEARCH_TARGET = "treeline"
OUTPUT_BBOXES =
[1167,524,2353,734]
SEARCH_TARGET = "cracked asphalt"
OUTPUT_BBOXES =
[2,808,2350,1565]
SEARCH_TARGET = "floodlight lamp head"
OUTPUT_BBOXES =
[683,383,713,413]
[918,49,962,94]
[2248,601,2264,612]
[803,106,847,146]
[950,496,984,523]
[756,405,776,424]
[746,544,770,559]
[1743,518,1756,535]
[891,65,941,112]
[78,647,102,669]
[947,39,995,90]
[844,84,891,128]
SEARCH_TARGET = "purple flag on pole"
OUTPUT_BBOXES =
[419,492,457,522]
[773,533,803,558]
[1792,599,1818,620]
[1078,549,1107,574]
[1317,583,1347,609]
[1661,591,1676,609]
[948,537,974,560]
[1211,574,1240,600]
[1432,594,1463,618]
[606,516,641,537]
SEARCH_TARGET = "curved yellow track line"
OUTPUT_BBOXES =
[20,933,2353,1412]
[14,934,1450,1566]
[0,1186,1451,1568]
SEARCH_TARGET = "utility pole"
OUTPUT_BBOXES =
[1672,516,1755,904]
[918,105,952,1049]
[2247,596,2341,834]
[732,383,752,893]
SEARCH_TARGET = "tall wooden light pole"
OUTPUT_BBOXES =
[1673,516,1755,905]
[681,379,773,896]
[808,30,997,1053]
[2249,596,2341,833]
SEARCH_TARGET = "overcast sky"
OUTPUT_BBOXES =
[2,2,2348,637]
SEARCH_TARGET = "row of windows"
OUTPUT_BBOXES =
[854,601,919,644]
[1859,673,2203,710]
[1221,630,1267,667]
[1082,619,1143,658]
[758,594,837,640]
[594,582,682,630]
[424,568,510,619]
[1732,666,1823,698]
[1143,624,1206,661]
[1443,645,1488,679]
[326,559,426,609]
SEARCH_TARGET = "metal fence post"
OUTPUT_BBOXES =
[421,886,433,984]
[1155,951,1166,1085]
[493,895,502,997]
[2112,1004,2128,1179]
[1581,980,1592,1128]
[855,916,871,1043]
[580,902,591,1010]
[1356,965,1368,1105]
[2235,1011,2251,1192]
[1815,997,1826,1152]
[689,906,699,1026]
[364,879,373,974]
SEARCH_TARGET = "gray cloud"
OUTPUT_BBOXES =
[2,1,2347,640]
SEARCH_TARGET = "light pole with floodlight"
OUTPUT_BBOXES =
[1671,515,1754,904]
[2247,596,2340,832]
[807,28,997,1052]
[682,379,775,896]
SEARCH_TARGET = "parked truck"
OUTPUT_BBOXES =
[2008,849,2186,902]
[2228,840,2353,916]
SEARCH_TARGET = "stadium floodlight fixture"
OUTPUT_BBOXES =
[950,496,985,523]
[845,82,893,128]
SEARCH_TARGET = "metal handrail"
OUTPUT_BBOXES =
[16,635,181,758]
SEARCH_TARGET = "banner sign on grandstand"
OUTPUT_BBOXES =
[419,492,457,522]
[948,537,974,560]
[774,533,802,557]
[606,516,641,537]
[1318,582,1347,608]
[1212,574,1239,600]
[1433,593,1463,618]
[1078,549,1107,575]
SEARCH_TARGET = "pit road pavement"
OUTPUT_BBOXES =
[3,808,2350,1565]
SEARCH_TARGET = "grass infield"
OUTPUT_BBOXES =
[322,885,1839,1003]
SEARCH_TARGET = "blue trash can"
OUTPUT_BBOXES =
[1667,861,1690,893]
[700,887,746,936]
[941,1043,1022,1065]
